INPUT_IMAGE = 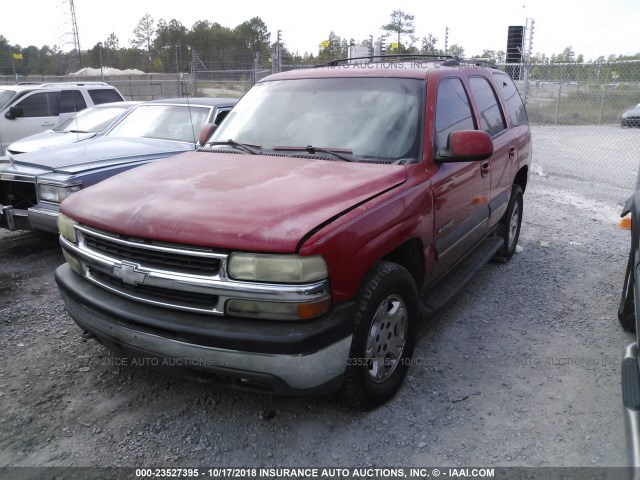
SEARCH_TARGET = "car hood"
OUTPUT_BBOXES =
[8,131,96,154]
[62,152,407,252]
[6,137,194,174]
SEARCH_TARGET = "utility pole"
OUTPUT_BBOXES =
[444,27,449,55]
[10,50,17,83]
[175,43,181,97]
[98,43,104,81]
[276,30,282,73]
[522,18,535,103]
[69,0,82,68]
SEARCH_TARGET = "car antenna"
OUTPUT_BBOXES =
[182,74,198,145]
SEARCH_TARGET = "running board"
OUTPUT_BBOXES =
[423,236,504,312]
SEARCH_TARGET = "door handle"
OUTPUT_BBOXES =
[481,161,490,177]
[509,147,517,160]
[40,121,55,127]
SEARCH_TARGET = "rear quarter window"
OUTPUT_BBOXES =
[89,89,124,105]
[60,90,87,113]
[492,72,528,127]
[469,76,507,137]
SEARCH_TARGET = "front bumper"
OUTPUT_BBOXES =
[0,203,59,233]
[55,264,355,394]
[0,205,30,230]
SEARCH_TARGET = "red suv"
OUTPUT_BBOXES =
[55,57,531,409]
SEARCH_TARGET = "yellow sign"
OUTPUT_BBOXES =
[390,42,399,50]
[13,53,23,60]
[319,41,330,48]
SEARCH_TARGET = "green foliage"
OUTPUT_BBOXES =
[130,14,155,62]
[316,31,347,63]
[1,14,275,76]
[381,10,415,49]
[448,44,465,58]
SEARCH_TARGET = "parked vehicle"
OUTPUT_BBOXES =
[0,82,125,155]
[622,103,640,128]
[618,192,640,468]
[0,97,237,233]
[55,56,531,409]
[6,101,140,155]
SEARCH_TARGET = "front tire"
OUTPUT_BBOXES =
[493,184,523,262]
[619,249,637,332]
[343,261,419,410]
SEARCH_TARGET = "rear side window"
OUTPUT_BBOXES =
[434,78,475,149]
[15,92,60,117]
[89,89,124,105]
[469,76,507,137]
[213,108,231,125]
[492,72,528,127]
[60,90,87,113]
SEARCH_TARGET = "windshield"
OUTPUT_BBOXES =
[211,77,424,162]
[54,106,128,133]
[107,104,209,143]
[0,90,16,110]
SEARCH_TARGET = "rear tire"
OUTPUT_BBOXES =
[343,261,419,410]
[493,185,523,262]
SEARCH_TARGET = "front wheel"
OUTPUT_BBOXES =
[493,185,523,262]
[343,261,419,410]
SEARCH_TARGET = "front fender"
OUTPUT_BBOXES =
[300,177,434,303]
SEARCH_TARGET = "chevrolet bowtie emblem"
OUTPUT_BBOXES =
[112,261,148,286]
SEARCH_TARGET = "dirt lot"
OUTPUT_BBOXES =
[0,173,634,470]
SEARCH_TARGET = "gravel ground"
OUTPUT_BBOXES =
[0,172,634,469]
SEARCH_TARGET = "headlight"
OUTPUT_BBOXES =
[58,213,78,243]
[39,184,82,203]
[228,253,328,283]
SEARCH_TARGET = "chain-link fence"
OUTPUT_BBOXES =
[518,61,640,191]
[0,73,194,100]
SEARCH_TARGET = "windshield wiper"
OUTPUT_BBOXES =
[67,129,91,133]
[207,139,261,155]
[272,145,354,162]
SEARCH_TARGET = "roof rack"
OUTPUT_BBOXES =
[322,54,456,67]
[318,54,499,70]
[38,82,111,87]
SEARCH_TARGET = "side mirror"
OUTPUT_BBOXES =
[5,106,23,120]
[436,130,493,163]
[198,123,217,146]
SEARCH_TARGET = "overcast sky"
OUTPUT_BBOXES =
[2,0,638,61]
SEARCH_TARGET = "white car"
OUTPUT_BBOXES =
[0,82,125,155]
[6,101,140,155]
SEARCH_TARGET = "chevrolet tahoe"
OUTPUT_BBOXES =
[55,57,531,409]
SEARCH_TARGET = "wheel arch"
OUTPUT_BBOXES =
[514,165,529,193]
[381,238,426,291]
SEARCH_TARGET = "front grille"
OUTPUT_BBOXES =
[82,230,221,277]
[0,180,37,209]
[89,268,219,311]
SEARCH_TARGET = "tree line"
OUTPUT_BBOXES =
[1,10,638,77]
